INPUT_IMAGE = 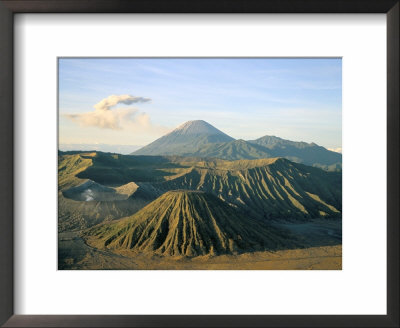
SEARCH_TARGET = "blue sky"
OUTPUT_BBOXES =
[59,58,342,151]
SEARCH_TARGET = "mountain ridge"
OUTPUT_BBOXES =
[83,190,303,256]
[132,120,341,170]
[59,152,341,233]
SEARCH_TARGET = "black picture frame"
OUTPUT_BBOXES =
[0,1,398,327]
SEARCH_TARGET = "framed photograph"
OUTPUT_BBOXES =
[57,57,343,271]
[0,0,398,327]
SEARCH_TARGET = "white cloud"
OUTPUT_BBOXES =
[66,107,138,130]
[93,94,151,111]
[64,94,166,133]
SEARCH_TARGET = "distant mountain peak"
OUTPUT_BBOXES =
[171,120,228,136]
[132,121,341,170]
[178,119,207,126]
[132,120,234,156]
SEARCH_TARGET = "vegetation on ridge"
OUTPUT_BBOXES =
[84,191,303,256]
[58,152,342,232]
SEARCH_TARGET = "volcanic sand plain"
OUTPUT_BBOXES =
[59,219,341,270]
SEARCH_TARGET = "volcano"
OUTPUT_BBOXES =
[132,120,234,156]
[83,190,300,256]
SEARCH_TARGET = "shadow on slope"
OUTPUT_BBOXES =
[83,190,334,257]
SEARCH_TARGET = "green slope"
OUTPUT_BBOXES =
[58,152,94,190]
[84,190,302,256]
[58,152,166,231]
[59,152,342,232]
[157,158,341,220]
